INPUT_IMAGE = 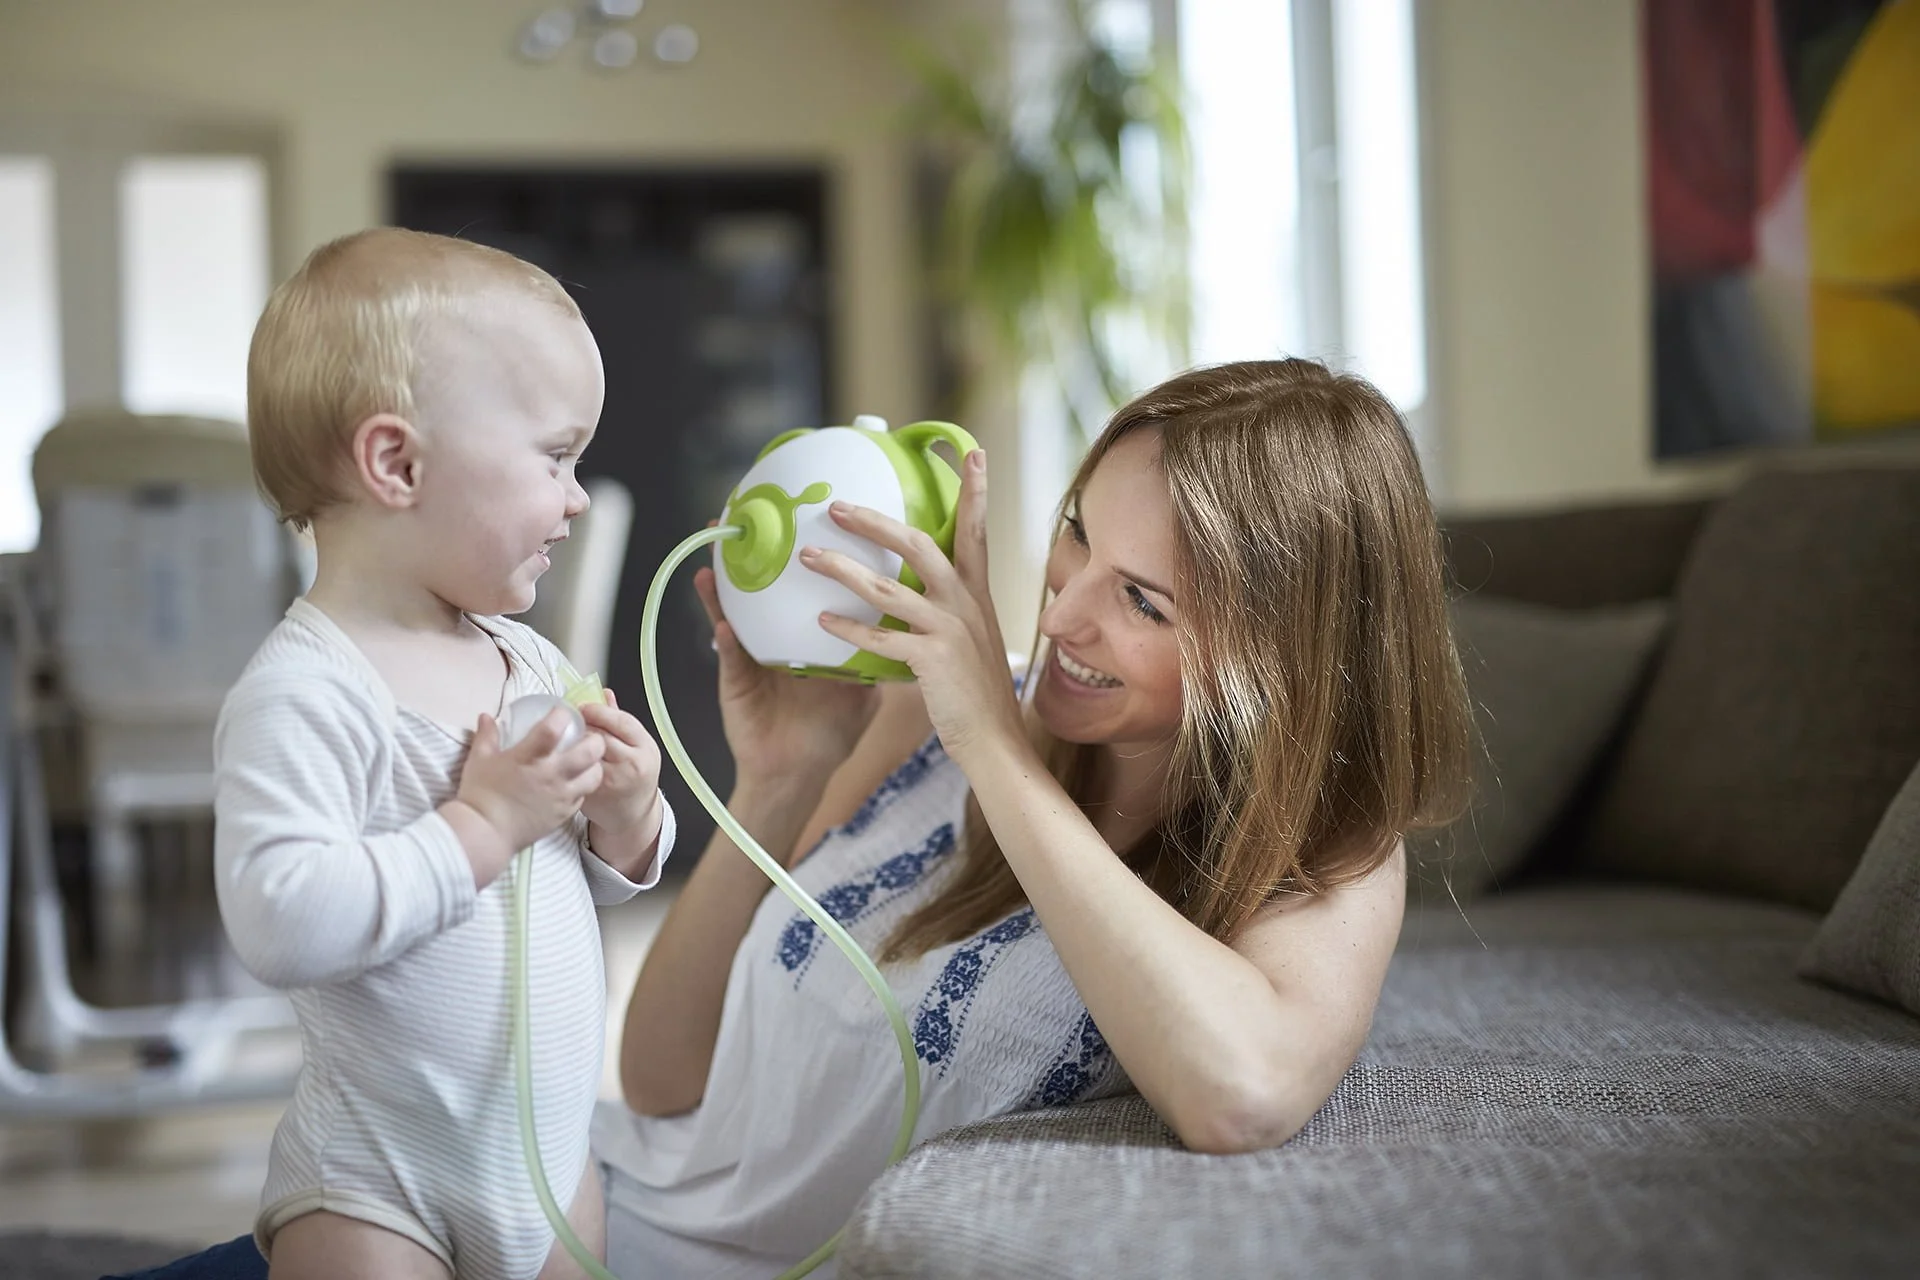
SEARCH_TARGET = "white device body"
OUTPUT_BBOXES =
[715,424,908,670]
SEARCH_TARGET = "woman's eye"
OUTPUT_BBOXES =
[1065,515,1088,547]
[1126,584,1166,624]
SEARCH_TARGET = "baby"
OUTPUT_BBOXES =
[214,227,673,1280]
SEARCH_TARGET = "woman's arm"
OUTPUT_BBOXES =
[617,775,822,1117]
[963,747,1404,1155]
[618,682,931,1117]
[803,458,1400,1154]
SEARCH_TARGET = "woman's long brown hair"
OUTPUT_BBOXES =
[881,359,1473,961]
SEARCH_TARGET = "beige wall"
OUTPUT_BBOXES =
[0,0,1054,625]
[1423,0,1918,515]
[0,0,928,428]
[1422,0,1748,513]
[24,2,1885,539]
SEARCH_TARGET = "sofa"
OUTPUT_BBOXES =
[835,462,1920,1278]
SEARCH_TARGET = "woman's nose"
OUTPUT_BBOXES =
[1038,572,1095,644]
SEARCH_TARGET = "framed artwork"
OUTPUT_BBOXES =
[1644,0,1919,457]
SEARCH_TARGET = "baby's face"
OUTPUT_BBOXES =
[408,289,606,616]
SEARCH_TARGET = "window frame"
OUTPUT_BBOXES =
[0,107,284,416]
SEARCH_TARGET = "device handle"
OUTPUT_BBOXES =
[893,420,980,553]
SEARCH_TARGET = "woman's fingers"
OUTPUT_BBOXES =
[692,565,725,628]
[826,502,958,599]
[799,545,943,632]
[817,611,913,663]
[952,449,996,615]
[693,565,754,664]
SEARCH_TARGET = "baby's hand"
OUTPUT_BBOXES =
[577,689,665,838]
[458,706,606,854]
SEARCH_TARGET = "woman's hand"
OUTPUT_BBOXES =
[800,448,1026,767]
[692,563,881,789]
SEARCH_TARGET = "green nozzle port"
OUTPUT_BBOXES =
[720,480,832,592]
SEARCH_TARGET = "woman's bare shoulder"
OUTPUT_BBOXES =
[1239,840,1407,947]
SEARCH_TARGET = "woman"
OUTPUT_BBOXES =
[114,359,1472,1279]
[595,358,1474,1276]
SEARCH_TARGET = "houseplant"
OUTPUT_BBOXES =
[904,0,1190,444]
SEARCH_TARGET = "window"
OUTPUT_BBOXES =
[121,155,270,422]
[0,156,62,553]
[1332,0,1427,413]
[0,116,276,553]
[1183,0,1431,431]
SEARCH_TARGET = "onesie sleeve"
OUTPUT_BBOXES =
[577,795,676,905]
[213,665,478,988]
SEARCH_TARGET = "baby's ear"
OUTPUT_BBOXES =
[351,412,423,508]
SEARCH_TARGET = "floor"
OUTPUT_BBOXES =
[0,885,677,1251]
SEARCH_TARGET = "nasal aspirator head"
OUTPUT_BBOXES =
[498,693,586,752]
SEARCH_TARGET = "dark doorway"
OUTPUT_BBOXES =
[391,165,835,861]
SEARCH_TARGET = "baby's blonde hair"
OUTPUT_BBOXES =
[246,227,580,530]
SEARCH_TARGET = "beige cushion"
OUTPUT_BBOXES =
[1411,597,1669,897]
[1800,758,1920,1015]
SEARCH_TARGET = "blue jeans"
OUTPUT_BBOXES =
[105,1235,267,1280]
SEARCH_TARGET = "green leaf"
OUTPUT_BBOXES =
[897,0,1192,415]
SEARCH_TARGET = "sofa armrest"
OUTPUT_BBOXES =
[839,1095,1213,1279]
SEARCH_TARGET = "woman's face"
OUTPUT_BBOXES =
[1032,429,1186,751]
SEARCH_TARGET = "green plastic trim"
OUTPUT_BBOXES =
[834,420,980,681]
[755,426,814,462]
[865,420,977,594]
[720,480,832,593]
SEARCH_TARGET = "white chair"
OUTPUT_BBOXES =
[520,474,634,679]
[0,410,301,1116]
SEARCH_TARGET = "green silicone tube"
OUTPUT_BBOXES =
[508,522,924,1280]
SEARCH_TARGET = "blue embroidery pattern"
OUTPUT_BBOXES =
[839,736,945,838]
[1021,1010,1115,1109]
[774,822,956,984]
[911,909,1038,1074]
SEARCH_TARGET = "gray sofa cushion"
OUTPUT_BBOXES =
[1578,467,1920,911]
[840,887,1920,1279]
[1801,757,1920,1015]
[1412,598,1668,897]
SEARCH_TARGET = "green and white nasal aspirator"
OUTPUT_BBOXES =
[509,416,978,1280]
[711,415,979,681]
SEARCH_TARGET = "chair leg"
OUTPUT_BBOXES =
[1,723,298,1118]
[91,785,144,968]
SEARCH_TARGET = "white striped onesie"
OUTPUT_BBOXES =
[213,598,673,1278]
